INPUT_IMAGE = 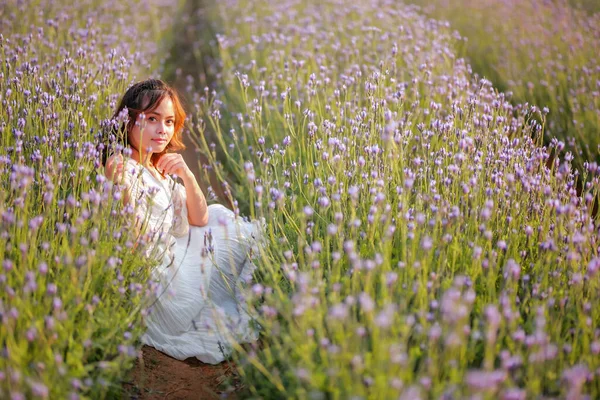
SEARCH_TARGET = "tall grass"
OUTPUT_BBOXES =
[406,0,600,169]
[0,0,184,398]
[190,0,600,397]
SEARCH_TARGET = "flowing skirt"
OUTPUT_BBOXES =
[141,204,261,364]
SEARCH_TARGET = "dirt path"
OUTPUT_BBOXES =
[122,346,241,399]
[121,2,247,398]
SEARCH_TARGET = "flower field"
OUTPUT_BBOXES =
[0,0,185,397]
[407,0,600,169]
[1,0,599,399]
[193,0,600,397]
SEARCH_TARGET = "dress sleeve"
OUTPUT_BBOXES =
[171,180,190,238]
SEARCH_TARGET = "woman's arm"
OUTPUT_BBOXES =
[180,170,209,227]
[156,153,209,227]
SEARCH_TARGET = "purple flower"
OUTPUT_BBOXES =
[357,292,374,312]
[503,259,521,280]
[3,259,13,271]
[562,364,589,391]
[501,388,527,400]
[30,381,49,398]
[465,369,506,391]
[329,303,348,320]
[587,257,600,278]
[348,185,359,200]
[318,196,330,208]
[26,327,37,342]
[375,304,396,328]
[420,236,433,251]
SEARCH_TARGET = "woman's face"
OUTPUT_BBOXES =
[128,97,176,161]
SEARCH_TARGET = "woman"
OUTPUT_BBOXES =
[104,79,261,364]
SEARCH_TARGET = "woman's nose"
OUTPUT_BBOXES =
[158,121,168,133]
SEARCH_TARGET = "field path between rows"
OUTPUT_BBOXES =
[124,0,244,398]
[123,346,239,399]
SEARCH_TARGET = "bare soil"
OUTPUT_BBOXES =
[119,2,249,399]
[122,345,242,400]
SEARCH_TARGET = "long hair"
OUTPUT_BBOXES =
[101,79,186,166]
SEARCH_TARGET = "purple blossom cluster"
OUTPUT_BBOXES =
[193,0,600,397]
[1,0,184,398]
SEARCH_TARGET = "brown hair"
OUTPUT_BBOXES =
[104,79,186,166]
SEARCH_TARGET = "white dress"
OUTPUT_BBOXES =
[121,158,261,364]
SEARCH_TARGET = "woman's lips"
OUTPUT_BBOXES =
[152,139,167,144]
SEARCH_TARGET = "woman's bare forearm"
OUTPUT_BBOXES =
[181,170,209,227]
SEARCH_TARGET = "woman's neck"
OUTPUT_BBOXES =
[129,148,153,167]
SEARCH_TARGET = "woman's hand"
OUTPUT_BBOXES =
[105,154,125,182]
[156,153,209,227]
[105,154,132,207]
[155,153,192,180]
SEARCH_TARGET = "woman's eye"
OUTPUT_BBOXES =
[149,117,157,122]
[166,120,174,125]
